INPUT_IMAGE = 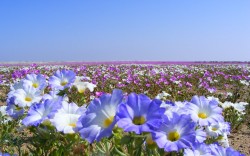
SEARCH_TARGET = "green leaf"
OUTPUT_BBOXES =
[120,135,132,145]
[114,147,127,156]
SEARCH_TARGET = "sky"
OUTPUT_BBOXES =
[0,0,250,62]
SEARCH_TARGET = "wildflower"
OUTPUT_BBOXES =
[51,101,86,134]
[209,144,244,156]
[74,82,96,93]
[152,113,196,152]
[6,97,24,119]
[155,91,171,101]
[22,99,61,126]
[117,93,165,134]
[195,128,207,143]
[233,102,248,114]
[206,121,230,138]
[185,96,223,126]
[12,85,42,108]
[217,133,230,148]
[0,106,12,123]
[184,143,211,156]
[77,89,123,143]
[220,101,233,109]
[49,69,76,90]
[23,74,47,90]
[42,90,66,102]
[0,152,11,156]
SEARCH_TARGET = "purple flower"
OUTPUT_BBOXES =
[116,93,165,134]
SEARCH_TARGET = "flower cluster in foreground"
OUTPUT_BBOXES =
[0,69,247,155]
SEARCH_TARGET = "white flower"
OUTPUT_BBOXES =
[206,123,224,138]
[73,77,96,93]
[155,91,171,101]
[50,101,86,134]
[174,80,181,85]
[233,102,248,113]
[218,133,230,148]
[220,101,233,109]
[0,106,12,123]
[240,80,249,86]
[12,86,42,108]
[207,96,220,103]
[226,92,233,97]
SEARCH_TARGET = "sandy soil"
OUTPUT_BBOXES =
[229,120,250,155]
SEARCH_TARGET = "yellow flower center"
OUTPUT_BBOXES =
[212,127,218,131]
[168,131,180,142]
[78,88,85,93]
[103,116,114,128]
[32,83,39,88]
[198,112,207,119]
[60,81,68,86]
[132,116,146,125]
[68,123,76,128]
[25,97,32,102]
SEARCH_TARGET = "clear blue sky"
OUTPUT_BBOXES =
[0,0,250,62]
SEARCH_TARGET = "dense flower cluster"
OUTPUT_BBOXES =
[0,68,247,155]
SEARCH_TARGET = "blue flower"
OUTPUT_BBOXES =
[209,144,245,156]
[49,69,76,90]
[195,127,207,143]
[0,151,11,156]
[152,113,196,152]
[185,96,224,126]
[22,99,61,126]
[23,74,47,90]
[184,143,211,156]
[116,93,165,134]
[77,89,123,143]
[6,97,24,119]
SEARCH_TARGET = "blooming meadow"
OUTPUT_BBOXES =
[0,63,249,155]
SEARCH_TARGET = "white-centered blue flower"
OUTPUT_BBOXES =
[77,89,123,143]
[116,93,165,134]
[184,143,211,156]
[42,90,65,103]
[152,113,196,152]
[23,74,47,90]
[209,144,244,156]
[195,128,207,143]
[22,99,61,126]
[185,96,224,126]
[49,69,76,90]
[6,97,24,119]
[206,121,230,138]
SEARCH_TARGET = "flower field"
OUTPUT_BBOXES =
[0,62,249,155]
